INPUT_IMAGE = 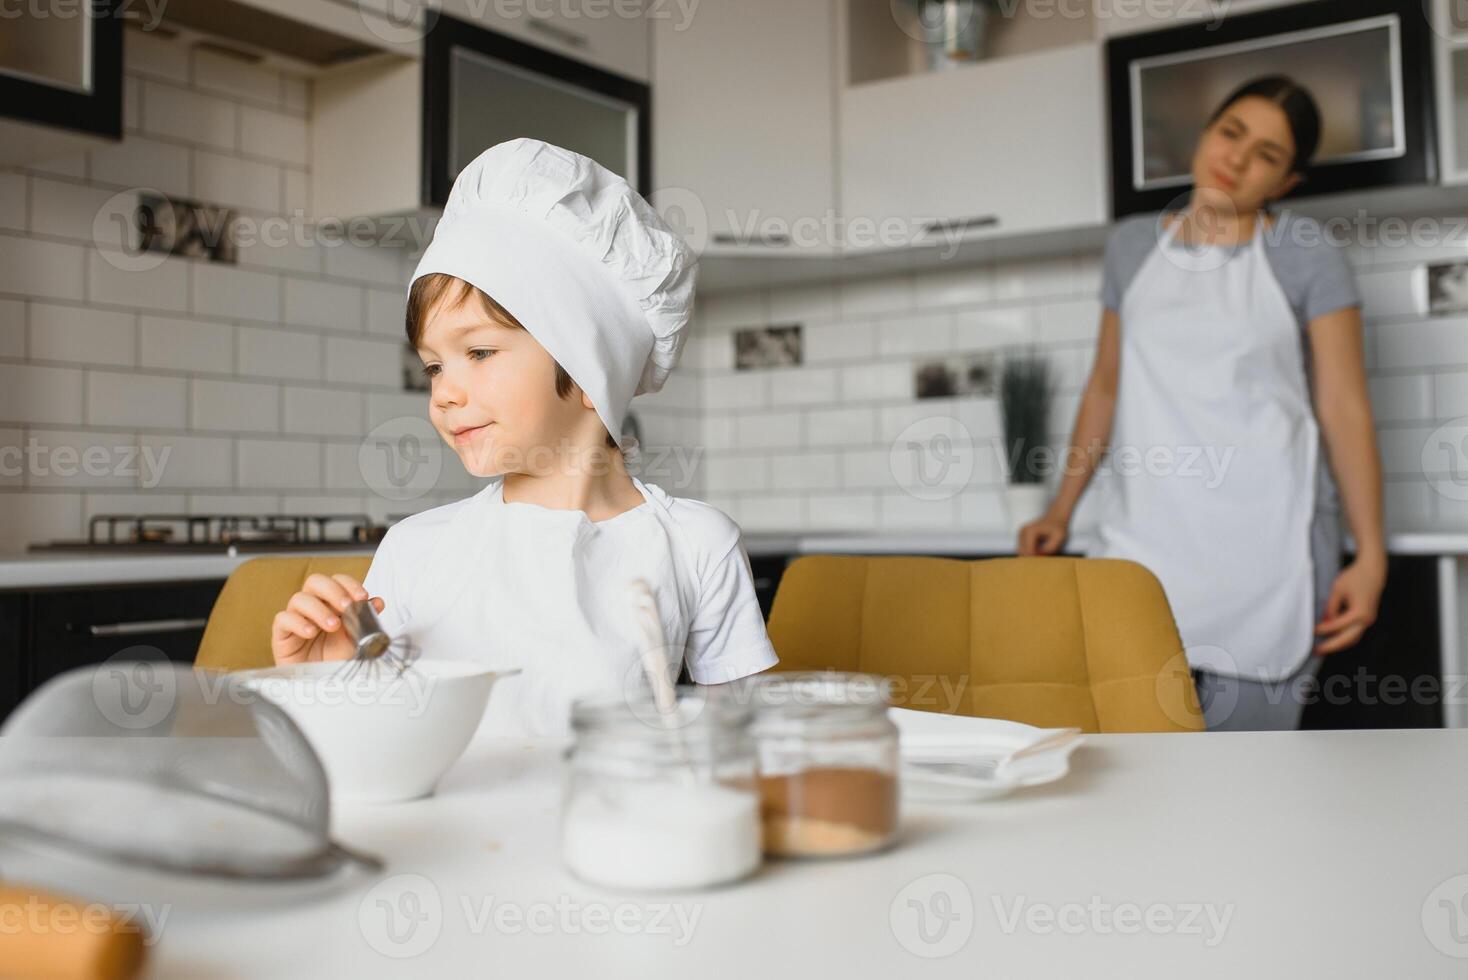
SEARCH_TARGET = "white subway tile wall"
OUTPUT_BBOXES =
[0,28,477,553]
[1,30,1465,552]
[689,228,1466,535]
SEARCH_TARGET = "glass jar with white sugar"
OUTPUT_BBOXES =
[561,688,761,891]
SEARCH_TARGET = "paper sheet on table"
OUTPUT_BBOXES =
[890,707,1085,800]
[889,706,1083,761]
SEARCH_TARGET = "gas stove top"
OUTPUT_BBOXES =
[29,514,390,555]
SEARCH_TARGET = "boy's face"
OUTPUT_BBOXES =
[416,293,594,477]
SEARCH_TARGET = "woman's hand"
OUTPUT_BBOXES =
[271,573,386,665]
[1313,556,1386,655]
[1018,511,1069,556]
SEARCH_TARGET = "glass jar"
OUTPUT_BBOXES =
[748,672,900,858]
[561,687,761,891]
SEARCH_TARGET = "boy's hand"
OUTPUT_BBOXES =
[270,573,386,665]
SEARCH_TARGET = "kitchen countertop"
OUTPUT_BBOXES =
[0,550,375,589]
[3,531,1468,589]
[743,531,1468,559]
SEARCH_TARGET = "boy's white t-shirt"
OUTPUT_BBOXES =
[362,476,779,737]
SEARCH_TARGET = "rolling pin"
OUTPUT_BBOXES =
[0,883,147,980]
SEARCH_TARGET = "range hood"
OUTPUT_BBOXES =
[155,0,420,68]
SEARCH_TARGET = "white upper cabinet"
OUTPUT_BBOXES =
[651,0,837,253]
[439,0,650,81]
[1431,0,1468,185]
[840,41,1108,249]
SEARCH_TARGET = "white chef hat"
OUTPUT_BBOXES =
[408,138,697,454]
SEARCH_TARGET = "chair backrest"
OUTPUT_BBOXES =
[765,555,1202,733]
[194,555,374,672]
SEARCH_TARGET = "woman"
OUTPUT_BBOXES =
[1018,76,1385,732]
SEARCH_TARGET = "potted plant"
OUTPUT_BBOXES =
[999,349,1053,531]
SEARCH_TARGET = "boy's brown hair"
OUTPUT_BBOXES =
[406,273,617,449]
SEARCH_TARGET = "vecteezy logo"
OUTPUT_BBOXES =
[890,873,975,958]
[1423,874,1468,958]
[1425,0,1468,42]
[650,186,709,256]
[359,416,442,501]
[1175,644,1239,728]
[92,650,176,730]
[890,416,975,501]
[1153,190,1241,274]
[357,0,441,45]
[1422,419,1468,502]
[888,0,981,44]
[93,189,170,273]
[359,874,443,959]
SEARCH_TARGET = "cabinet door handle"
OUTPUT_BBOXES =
[86,618,209,637]
[923,214,999,235]
[528,18,589,49]
[711,233,792,247]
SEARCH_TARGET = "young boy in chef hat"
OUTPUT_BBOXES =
[269,138,779,736]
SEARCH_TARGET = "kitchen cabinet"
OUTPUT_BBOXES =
[1301,555,1442,730]
[840,42,1108,250]
[1432,0,1468,186]
[440,0,649,83]
[0,0,122,168]
[1092,0,1302,38]
[152,0,422,63]
[312,12,650,219]
[0,579,225,724]
[1107,0,1439,217]
[651,0,837,253]
[0,594,22,722]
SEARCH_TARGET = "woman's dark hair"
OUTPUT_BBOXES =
[1207,75,1322,174]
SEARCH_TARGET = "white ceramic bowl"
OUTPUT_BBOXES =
[237,660,514,804]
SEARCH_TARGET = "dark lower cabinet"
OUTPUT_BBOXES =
[0,594,23,721]
[749,554,793,621]
[1302,555,1442,730]
[0,579,226,724]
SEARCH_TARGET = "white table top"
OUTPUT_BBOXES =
[121,728,1468,978]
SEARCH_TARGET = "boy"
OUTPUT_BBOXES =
[270,139,779,735]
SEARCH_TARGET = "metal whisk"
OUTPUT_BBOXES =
[333,598,419,682]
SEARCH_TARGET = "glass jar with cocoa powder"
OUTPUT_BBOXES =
[747,672,900,858]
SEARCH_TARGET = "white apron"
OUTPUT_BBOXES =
[1095,213,1319,681]
[389,480,693,737]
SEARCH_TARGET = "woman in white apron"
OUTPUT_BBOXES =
[1018,77,1386,731]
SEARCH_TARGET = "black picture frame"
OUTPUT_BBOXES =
[0,0,123,142]
[421,11,652,209]
[1105,0,1438,219]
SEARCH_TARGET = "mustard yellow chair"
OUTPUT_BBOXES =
[194,555,374,672]
[765,555,1203,733]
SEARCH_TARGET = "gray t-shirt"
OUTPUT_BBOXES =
[1100,211,1361,326]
